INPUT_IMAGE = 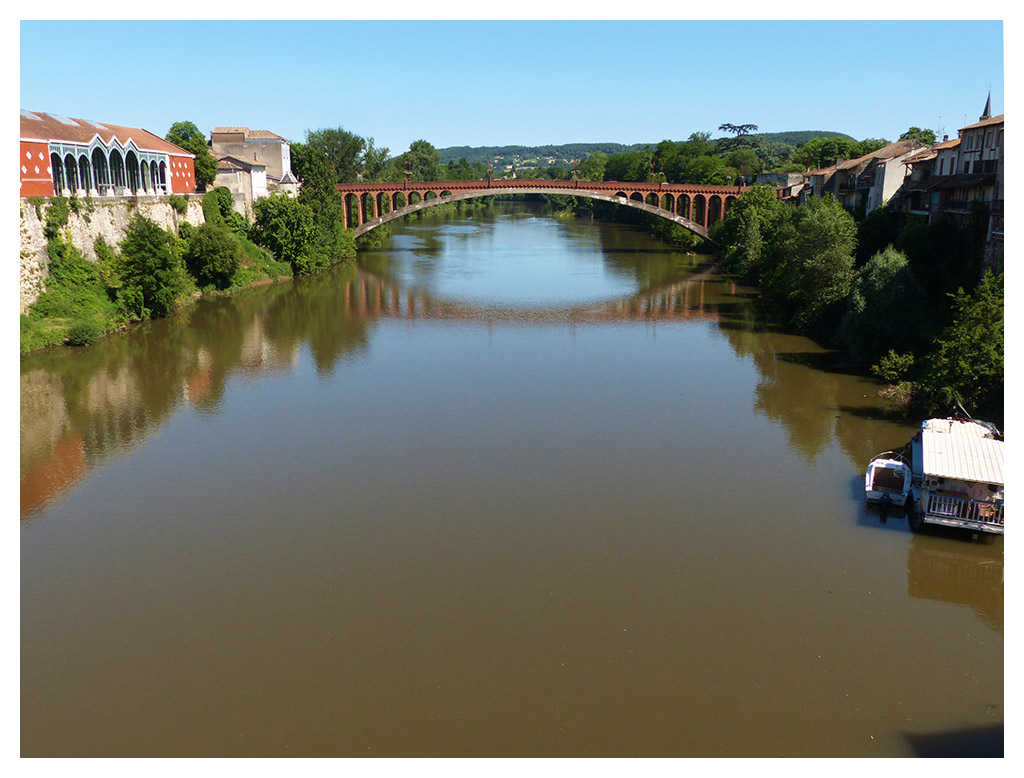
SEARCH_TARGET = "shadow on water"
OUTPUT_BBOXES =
[773,350,867,377]
[849,475,911,534]
[837,403,914,424]
[903,725,1003,757]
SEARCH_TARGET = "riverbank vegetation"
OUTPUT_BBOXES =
[710,184,1002,424]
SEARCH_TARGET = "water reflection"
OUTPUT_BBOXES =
[907,535,1003,632]
[20,206,1001,756]
[17,225,915,521]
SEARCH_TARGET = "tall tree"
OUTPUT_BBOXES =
[839,245,927,363]
[361,138,391,181]
[165,121,217,190]
[917,271,1003,417]
[899,127,937,145]
[403,139,442,181]
[762,195,857,329]
[303,127,366,184]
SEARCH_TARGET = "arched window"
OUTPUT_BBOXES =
[63,154,79,192]
[109,149,126,192]
[157,161,168,193]
[50,153,66,194]
[92,148,109,195]
[125,150,140,194]
[78,154,92,192]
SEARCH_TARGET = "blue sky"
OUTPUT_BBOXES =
[20,18,1005,155]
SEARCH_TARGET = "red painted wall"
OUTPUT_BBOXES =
[169,155,196,194]
[20,141,54,197]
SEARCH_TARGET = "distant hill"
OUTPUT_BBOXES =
[438,132,858,168]
[748,130,858,146]
[438,142,647,166]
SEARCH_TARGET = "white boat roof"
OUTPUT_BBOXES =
[921,420,1003,485]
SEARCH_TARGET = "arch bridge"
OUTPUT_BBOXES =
[335,179,750,243]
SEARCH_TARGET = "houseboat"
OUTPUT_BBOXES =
[906,418,1004,535]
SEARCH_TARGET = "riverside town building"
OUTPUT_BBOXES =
[20,109,197,199]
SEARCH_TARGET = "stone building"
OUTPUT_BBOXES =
[210,126,294,190]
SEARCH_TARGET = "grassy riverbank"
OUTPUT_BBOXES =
[20,187,355,355]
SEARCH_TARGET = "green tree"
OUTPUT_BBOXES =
[728,147,761,176]
[839,245,927,363]
[899,127,937,145]
[578,151,608,181]
[713,184,785,276]
[296,151,356,273]
[762,196,857,329]
[185,222,242,289]
[361,138,391,181]
[404,139,442,182]
[251,193,316,271]
[117,213,193,318]
[165,120,217,190]
[299,127,367,184]
[917,271,1003,418]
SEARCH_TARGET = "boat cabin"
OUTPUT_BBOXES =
[909,418,1004,534]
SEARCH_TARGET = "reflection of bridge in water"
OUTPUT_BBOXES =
[343,270,732,325]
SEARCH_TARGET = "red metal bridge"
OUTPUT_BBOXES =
[335,178,750,242]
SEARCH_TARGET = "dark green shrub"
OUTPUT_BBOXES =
[252,194,316,272]
[43,197,70,239]
[66,318,105,346]
[169,194,189,215]
[915,271,1003,419]
[117,213,193,318]
[871,350,915,384]
[185,222,242,289]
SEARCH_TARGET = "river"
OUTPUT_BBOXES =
[20,202,1003,757]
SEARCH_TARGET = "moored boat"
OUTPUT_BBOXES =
[906,417,1004,535]
[865,452,912,507]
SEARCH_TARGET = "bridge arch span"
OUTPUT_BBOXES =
[340,182,749,244]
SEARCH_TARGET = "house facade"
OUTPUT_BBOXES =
[895,98,1003,251]
[20,109,196,198]
[210,126,294,190]
[213,155,269,209]
[800,139,924,214]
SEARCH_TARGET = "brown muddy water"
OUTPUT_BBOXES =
[20,204,1002,756]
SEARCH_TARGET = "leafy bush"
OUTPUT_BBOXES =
[185,222,242,289]
[202,187,249,237]
[252,194,316,272]
[915,271,1003,418]
[116,213,193,318]
[169,194,189,215]
[66,318,105,346]
[839,245,928,363]
[20,236,119,353]
[871,350,915,384]
[43,197,70,239]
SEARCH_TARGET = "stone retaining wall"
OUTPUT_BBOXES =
[19,195,207,314]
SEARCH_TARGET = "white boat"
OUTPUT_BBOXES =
[865,452,912,507]
[906,417,1004,535]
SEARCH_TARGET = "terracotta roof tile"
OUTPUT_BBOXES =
[211,126,286,141]
[20,110,193,157]
[960,113,1004,132]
